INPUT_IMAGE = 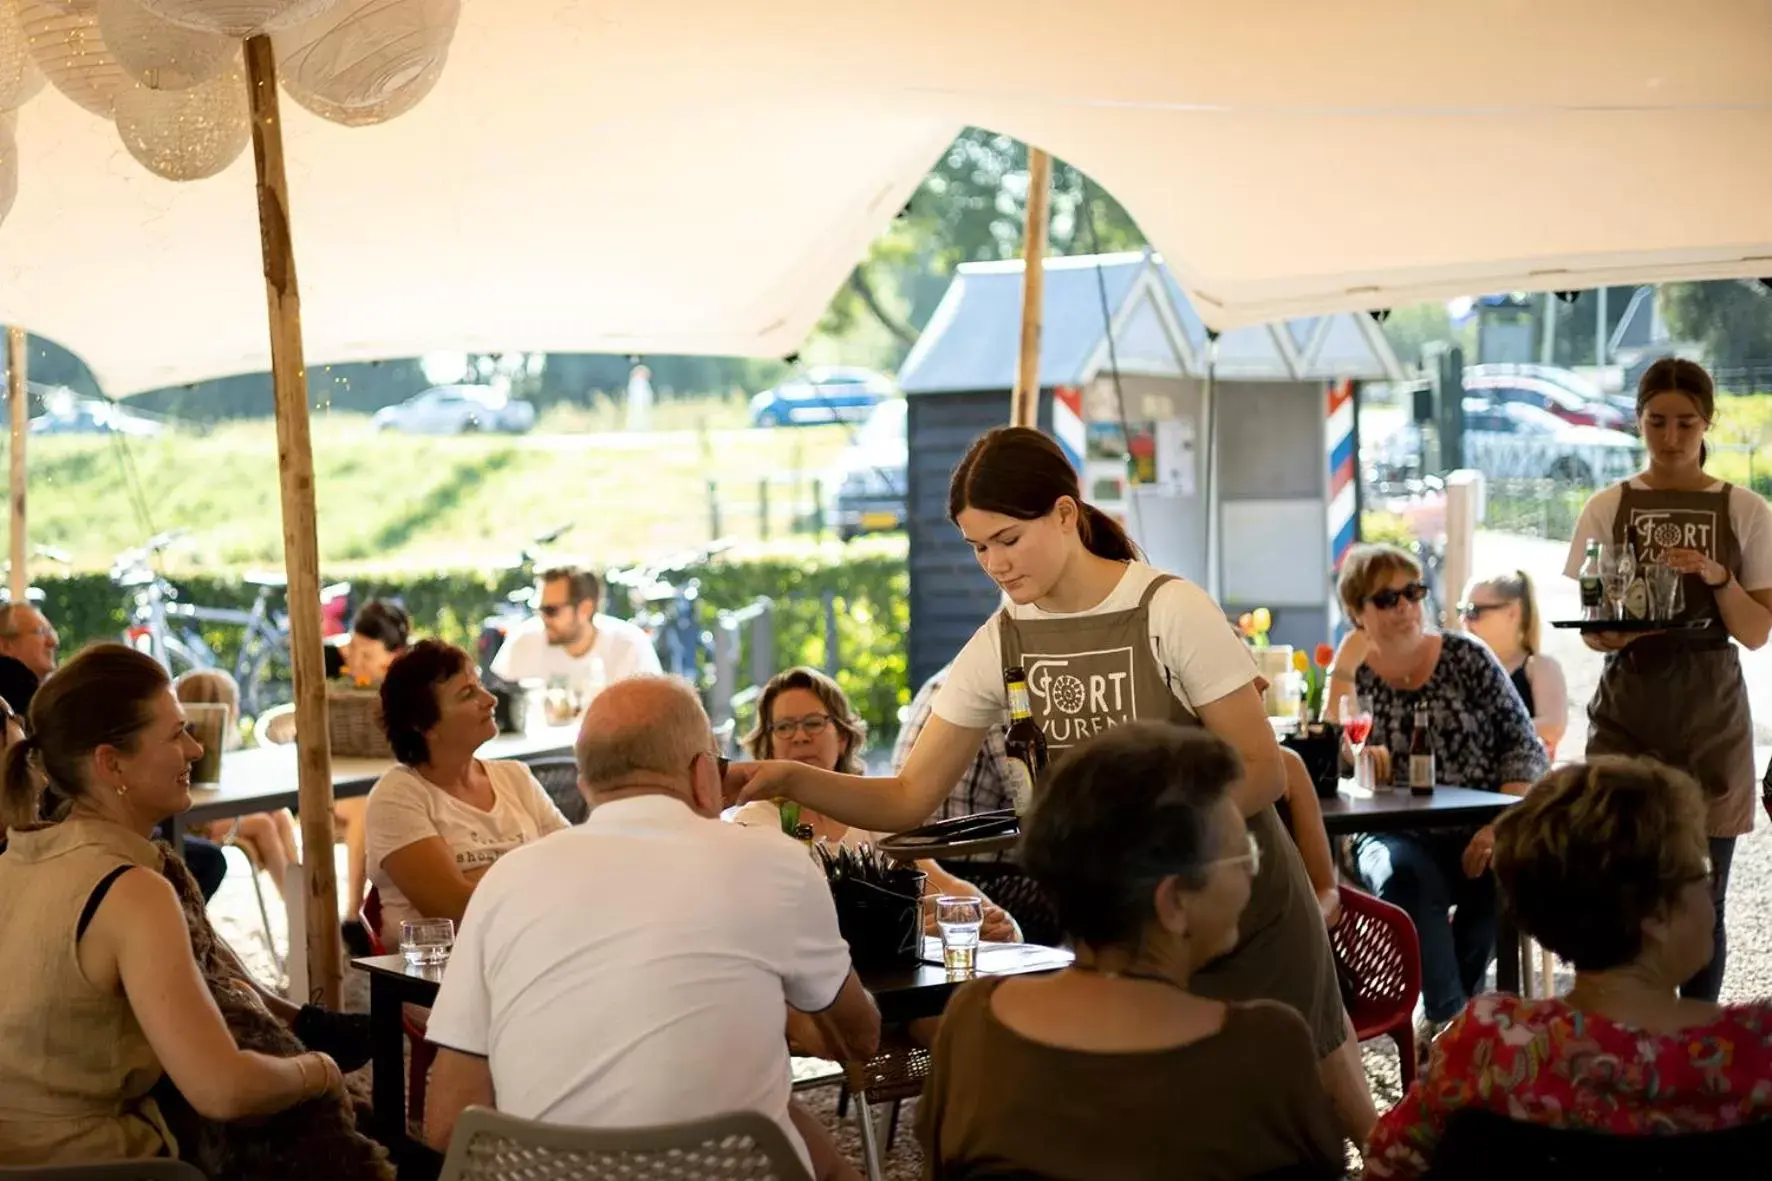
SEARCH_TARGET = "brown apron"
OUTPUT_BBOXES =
[999,573,1348,1057]
[1586,481,1755,837]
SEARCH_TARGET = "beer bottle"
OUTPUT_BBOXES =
[1577,540,1604,621]
[1003,665,1048,814]
[1407,707,1435,796]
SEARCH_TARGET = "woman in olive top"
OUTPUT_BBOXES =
[919,723,1343,1181]
[1564,357,1772,1002]
[733,425,1376,1144]
[0,645,341,1164]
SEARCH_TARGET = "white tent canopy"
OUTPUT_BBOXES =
[4,0,1772,395]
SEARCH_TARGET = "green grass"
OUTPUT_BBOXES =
[4,407,857,575]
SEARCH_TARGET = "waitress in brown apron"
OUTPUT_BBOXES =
[732,425,1377,1143]
[1565,357,1772,1002]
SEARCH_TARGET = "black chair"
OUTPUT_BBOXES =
[1424,1109,1772,1180]
[527,756,587,825]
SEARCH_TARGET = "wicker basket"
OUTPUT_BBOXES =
[328,684,393,759]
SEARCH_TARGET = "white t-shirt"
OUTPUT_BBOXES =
[488,613,662,687]
[364,759,570,945]
[932,562,1259,730]
[426,794,853,1173]
[1563,480,1772,591]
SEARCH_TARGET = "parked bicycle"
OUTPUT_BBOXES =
[113,530,351,718]
[605,541,733,693]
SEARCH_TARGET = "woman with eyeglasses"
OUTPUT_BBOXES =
[1458,571,1568,758]
[732,427,1374,1143]
[1562,358,1772,1004]
[919,723,1343,1181]
[1367,758,1772,1179]
[1331,545,1548,1054]
[730,667,1017,942]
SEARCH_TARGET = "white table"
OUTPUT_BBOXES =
[172,723,581,856]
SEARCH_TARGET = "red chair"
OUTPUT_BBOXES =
[361,886,438,1126]
[1330,883,1423,1088]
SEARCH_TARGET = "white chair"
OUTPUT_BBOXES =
[437,1106,810,1181]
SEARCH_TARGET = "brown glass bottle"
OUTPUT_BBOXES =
[1407,706,1435,797]
[1003,665,1048,814]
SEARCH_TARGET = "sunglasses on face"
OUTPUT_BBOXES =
[538,604,579,619]
[1366,583,1429,611]
[1457,602,1504,621]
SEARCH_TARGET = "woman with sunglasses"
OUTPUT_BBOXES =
[1332,545,1547,1053]
[1562,358,1772,1004]
[732,427,1376,1144]
[1458,571,1567,758]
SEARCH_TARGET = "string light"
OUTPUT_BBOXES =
[114,63,248,180]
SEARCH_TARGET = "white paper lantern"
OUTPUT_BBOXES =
[0,121,17,230]
[133,0,338,38]
[273,0,454,117]
[1,1,48,110]
[99,0,234,90]
[21,1,128,118]
[114,65,246,179]
[283,43,437,126]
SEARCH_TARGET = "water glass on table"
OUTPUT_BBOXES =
[936,895,983,976]
[401,918,454,968]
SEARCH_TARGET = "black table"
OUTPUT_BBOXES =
[1319,783,1522,993]
[352,940,1072,1154]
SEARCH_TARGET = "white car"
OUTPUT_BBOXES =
[830,397,908,539]
[372,385,536,435]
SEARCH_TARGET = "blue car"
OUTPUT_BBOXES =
[748,366,894,428]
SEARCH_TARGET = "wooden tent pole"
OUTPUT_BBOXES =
[1010,147,1051,429]
[6,326,24,603]
[244,34,340,1007]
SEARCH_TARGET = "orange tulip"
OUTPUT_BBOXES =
[1315,643,1335,669]
[1238,612,1255,636]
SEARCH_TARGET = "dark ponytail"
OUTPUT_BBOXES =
[1,733,39,831]
[948,426,1145,562]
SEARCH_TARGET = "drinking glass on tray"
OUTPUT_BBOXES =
[1340,695,1375,790]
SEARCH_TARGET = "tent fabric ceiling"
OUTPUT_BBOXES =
[2,0,1770,395]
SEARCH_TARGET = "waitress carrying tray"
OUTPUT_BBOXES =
[875,809,1019,860]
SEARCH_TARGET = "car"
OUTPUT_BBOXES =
[1369,395,1640,487]
[831,397,907,540]
[29,395,164,437]
[372,385,536,435]
[749,366,894,428]
[1463,366,1635,432]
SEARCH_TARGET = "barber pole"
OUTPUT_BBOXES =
[1326,378,1357,586]
[1052,384,1086,474]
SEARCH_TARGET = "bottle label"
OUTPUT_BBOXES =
[1624,578,1649,621]
[1578,575,1603,610]
[1008,682,1033,719]
[1005,757,1036,814]
[1409,754,1434,790]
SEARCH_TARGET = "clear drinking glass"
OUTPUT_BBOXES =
[1600,544,1630,621]
[401,917,455,968]
[1340,695,1374,789]
[1647,561,1681,622]
[935,895,983,975]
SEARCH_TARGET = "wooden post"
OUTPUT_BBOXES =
[1010,147,1052,428]
[5,326,24,603]
[244,35,340,1007]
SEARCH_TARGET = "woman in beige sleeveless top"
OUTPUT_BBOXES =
[733,426,1377,1146]
[0,645,343,1165]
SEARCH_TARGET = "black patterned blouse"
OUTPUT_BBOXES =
[1354,633,1547,793]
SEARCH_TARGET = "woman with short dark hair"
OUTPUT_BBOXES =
[918,721,1344,1181]
[363,641,568,947]
[1365,757,1772,1179]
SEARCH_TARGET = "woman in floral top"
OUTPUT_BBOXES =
[1366,757,1772,1178]
[1332,546,1548,1045]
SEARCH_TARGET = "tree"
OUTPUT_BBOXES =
[1661,280,1772,368]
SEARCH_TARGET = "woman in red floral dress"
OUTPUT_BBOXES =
[1365,757,1772,1179]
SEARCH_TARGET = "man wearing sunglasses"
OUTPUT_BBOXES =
[489,565,661,696]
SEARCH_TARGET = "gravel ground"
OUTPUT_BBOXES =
[205,531,1772,1177]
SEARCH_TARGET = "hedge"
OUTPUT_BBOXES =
[34,552,911,742]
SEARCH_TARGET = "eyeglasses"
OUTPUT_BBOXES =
[1208,831,1262,877]
[769,714,831,739]
[1365,583,1429,611]
[538,604,580,619]
[1457,602,1503,621]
